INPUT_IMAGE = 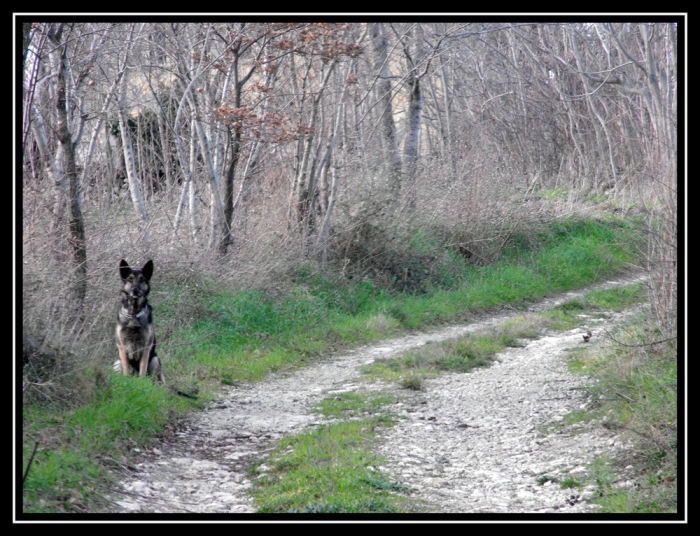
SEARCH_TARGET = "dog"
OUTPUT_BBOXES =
[114,259,165,383]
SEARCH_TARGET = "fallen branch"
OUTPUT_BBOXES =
[167,386,199,399]
[23,442,39,485]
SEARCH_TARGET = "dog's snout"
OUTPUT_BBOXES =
[130,287,142,297]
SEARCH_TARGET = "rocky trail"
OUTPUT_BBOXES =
[107,274,646,514]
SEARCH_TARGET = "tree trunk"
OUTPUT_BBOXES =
[118,73,150,233]
[294,61,337,239]
[48,25,87,314]
[317,102,344,263]
[370,23,401,192]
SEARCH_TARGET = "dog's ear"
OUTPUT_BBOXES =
[142,260,154,281]
[119,259,131,280]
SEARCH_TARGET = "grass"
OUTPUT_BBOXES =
[362,314,546,385]
[250,392,409,514]
[573,455,676,513]
[562,318,678,513]
[21,373,200,513]
[315,391,399,421]
[528,286,677,513]
[251,412,409,513]
[542,284,647,331]
[21,217,642,514]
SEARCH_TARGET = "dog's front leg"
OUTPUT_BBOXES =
[139,345,150,378]
[117,335,130,376]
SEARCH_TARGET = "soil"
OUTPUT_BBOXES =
[106,273,646,515]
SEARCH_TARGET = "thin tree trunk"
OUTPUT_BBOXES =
[294,61,337,237]
[118,71,149,230]
[48,25,87,314]
[317,102,344,263]
[370,23,402,192]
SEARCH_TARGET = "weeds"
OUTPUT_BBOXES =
[399,374,424,391]
[559,311,677,513]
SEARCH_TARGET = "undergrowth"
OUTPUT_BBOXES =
[563,314,677,513]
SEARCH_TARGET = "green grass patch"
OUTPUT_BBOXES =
[363,315,545,384]
[22,372,199,513]
[21,444,104,513]
[315,391,398,420]
[543,284,646,331]
[580,456,676,513]
[537,475,559,486]
[251,420,410,513]
[399,374,425,391]
[252,391,409,513]
[560,477,581,489]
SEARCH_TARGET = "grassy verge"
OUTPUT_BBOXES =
[542,284,647,331]
[21,217,640,513]
[167,219,637,383]
[21,373,201,513]
[561,314,677,513]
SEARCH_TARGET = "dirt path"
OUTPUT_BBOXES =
[106,274,645,514]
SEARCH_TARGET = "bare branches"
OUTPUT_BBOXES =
[20,20,679,368]
[603,329,677,348]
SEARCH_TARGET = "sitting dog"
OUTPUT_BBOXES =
[115,259,165,383]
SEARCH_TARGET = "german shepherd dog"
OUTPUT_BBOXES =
[115,259,165,383]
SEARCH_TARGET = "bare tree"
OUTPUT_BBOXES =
[29,23,93,312]
[370,22,402,192]
[116,24,150,241]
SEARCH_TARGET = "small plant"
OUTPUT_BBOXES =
[399,374,424,391]
[316,391,397,419]
[561,477,580,489]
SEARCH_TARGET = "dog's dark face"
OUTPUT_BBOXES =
[119,259,153,301]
